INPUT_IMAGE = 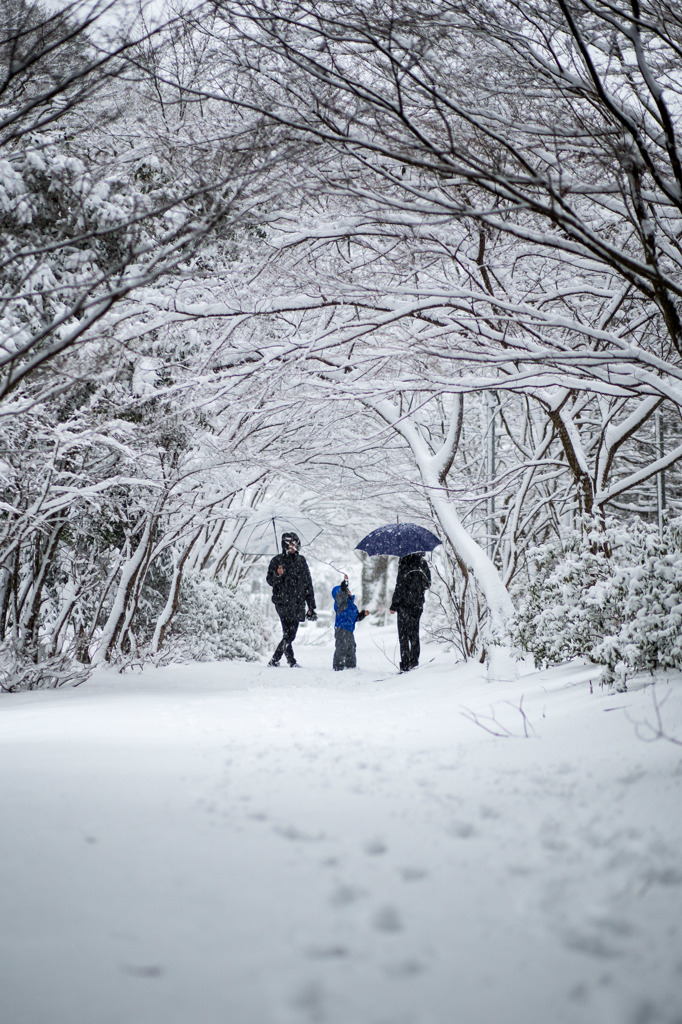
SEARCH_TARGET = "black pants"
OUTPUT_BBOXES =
[397,610,421,671]
[272,617,300,665]
[333,628,356,670]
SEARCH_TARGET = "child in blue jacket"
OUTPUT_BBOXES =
[332,575,370,670]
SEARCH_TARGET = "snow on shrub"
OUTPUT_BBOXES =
[0,640,90,691]
[512,516,682,689]
[168,572,268,662]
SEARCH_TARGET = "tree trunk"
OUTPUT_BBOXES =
[366,396,515,646]
[151,531,201,654]
[92,518,155,665]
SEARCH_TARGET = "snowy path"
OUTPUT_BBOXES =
[1,628,681,1024]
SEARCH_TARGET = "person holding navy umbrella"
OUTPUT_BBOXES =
[389,552,431,672]
[355,522,440,674]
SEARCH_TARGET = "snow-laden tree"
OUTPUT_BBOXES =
[7,0,682,680]
[0,0,290,405]
[136,0,677,649]
[210,0,682,370]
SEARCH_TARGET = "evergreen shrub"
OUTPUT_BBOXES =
[512,516,682,689]
[168,571,267,662]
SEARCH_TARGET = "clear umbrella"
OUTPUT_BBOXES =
[232,508,323,556]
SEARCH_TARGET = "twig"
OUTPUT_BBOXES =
[502,695,536,737]
[370,629,399,669]
[626,683,682,747]
[462,695,536,739]
[460,704,512,737]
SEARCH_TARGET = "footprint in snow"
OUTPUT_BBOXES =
[589,915,636,938]
[274,824,325,842]
[561,926,623,960]
[289,980,328,1023]
[329,883,365,907]
[617,768,646,785]
[399,866,428,882]
[446,820,476,839]
[372,905,403,933]
[304,944,350,960]
[542,835,570,853]
[641,865,682,888]
[627,998,662,1024]
[384,958,425,978]
[364,838,388,855]
[479,804,500,820]
[120,964,164,978]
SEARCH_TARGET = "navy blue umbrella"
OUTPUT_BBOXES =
[356,523,442,557]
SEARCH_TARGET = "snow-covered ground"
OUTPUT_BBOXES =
[1,625,681,1024]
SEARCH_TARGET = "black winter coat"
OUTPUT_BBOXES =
[266,549,316,622]
[390,554,431,614]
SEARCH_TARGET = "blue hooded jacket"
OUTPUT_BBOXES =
[332,584,367,632]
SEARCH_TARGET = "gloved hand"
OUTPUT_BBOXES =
[340,579,349,592]
[306,609,318,621]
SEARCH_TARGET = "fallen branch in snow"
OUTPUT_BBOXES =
[460,705,512,738]
[370,631,399,670]
[626,685,682,748]
[461,696,535,738]
[502,696,536,738]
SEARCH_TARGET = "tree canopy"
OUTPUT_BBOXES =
[2,0,682,685]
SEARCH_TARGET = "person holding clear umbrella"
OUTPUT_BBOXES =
[266,533,317,667]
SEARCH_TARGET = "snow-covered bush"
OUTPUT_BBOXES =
[512,517,682,689]
[0,640,91,691]
[167,572,268,662]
